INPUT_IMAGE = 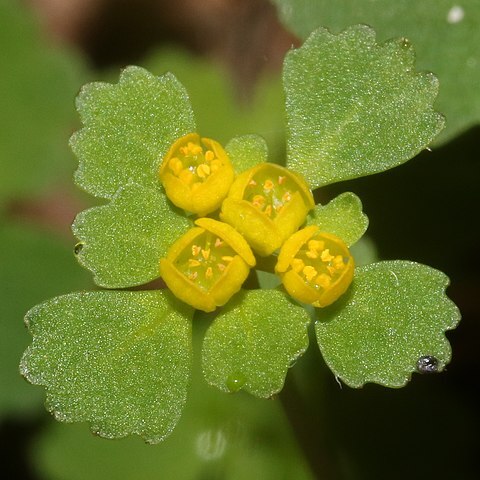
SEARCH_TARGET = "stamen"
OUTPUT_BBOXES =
[252,195,265,208]
[217,263,226,272]
[188,259,201,267]
[204,150,215,161]
[320,249,334,262]
[278,175,286,185]
[291,258,305,273]
[308,239,325,251]
[222,256,234,262]
[215,238,224,247]
[282,191,292,203]
[168,157,183,175]
[303,265,318,282]
[188,271,198,281]
[264,179,274,191]
[264,205,272,216]
[192,245,201,256]
[333,255,345,270]
[201,248,211,260]
[306,249,318,259]
[248,179,257,186]
[205,267,213,279]
[315,273,331,288]
[196,163,211,178]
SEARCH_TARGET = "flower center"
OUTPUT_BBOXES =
[290,236,351,290]
[167,141,223,192]
[243,171,296,219]
[174,231,236,290]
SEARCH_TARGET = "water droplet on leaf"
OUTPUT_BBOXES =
[74,242,84,255]
[226,372,246,393]
[416,355,440,374]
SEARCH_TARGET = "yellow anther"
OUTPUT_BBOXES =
[188,259,201,267]
[333,255,345,270]
[222,255,234,262]
[252,195,265,208]
[282,191,292,203]
[291,258,305,273]
[264,179,274,191]
[303,265,318,282]
[183,142,202,156]
[248,179,257,186]
[320,249,334,262]
[188,271,198,281]
[168,157,183,176]
[215,238,224,247]
[217,263,226,272]
[327,266,336,276]
[196,163,211,179]
[315,273,332,289]
[308,239,325,251]
[201,248,211,260]
[264,205,272,217]
[278,175,286,185]
[192,245,201,256]
[205,267,213,279]
[204,150,215,162]
[210,159,222,172]
[306,249,319,259]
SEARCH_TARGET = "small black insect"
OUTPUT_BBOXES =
[416,355,440,374]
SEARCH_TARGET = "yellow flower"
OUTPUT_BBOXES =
[160,218,256,312]
[159,133,234,216]
[220,163,314,256]
[275,226,354,307]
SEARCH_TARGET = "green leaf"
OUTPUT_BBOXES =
[20,290,193,443]
[143,48,285,158]
[202,290,310,398]
[306,192,368,246]
[0,222,91,417]
[273,0,480,144]
[226,134,268,172]
[0,1,85,204]
[72,183,191,288]
[32,320,314,480]
[315,261,460,388]
[283,25,444,189]
[71,66,195,199]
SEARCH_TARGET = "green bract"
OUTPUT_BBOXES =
[274,0,480,144]
[21,25,460,442]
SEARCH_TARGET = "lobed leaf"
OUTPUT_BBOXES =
[72,183,191,288]
[306,192,368,246]
[71,66,195,199]
[284,25,444,189]
[202,290,310,398]
[20,290,193,443]
[0,222,91,417]
[315,261,460,388]
[273,0,480,144]
[226,134,268,172]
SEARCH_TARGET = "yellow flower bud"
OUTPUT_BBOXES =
[275,226,354,307]
[159,133,234,216]
[160,218,255,312]
[220,163,314,256]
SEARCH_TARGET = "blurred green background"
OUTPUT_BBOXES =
[1,1,478,478]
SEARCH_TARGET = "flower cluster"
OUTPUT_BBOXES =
[159,133,354,312]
